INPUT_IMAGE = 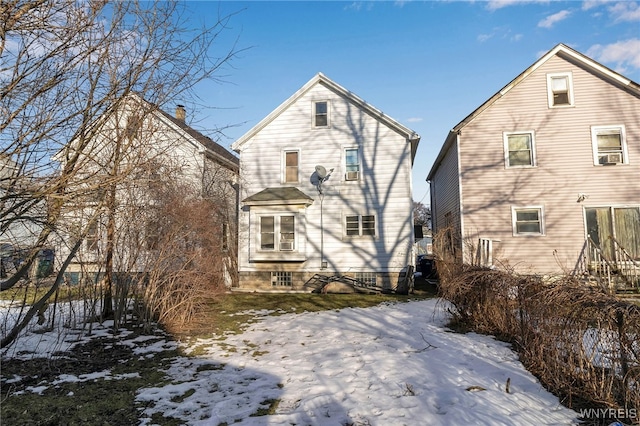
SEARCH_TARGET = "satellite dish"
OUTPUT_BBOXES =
[315,165,327,179]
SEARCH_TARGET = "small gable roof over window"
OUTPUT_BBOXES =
[242,187,314,207]
[231,73,420,163]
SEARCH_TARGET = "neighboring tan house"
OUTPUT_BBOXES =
[55,93,239,285]
[427,43,640,291]
[232,73,420,292]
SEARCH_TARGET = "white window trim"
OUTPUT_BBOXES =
[312,100,330,128]
[511,206,545,236]
[343,212,377,238]
[282,149,300,183]
[343,145,361,182]
[546,72,574,108]
[258,214,297,252]
[503,131,537,168]
[590,125,628,166]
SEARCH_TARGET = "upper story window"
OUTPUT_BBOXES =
[345,147,360,181]
[260,215,295,251]
[546,72,574,107]
[345,214,376,237]
[591,125,627,166]
[125,114,142,141]
[504,131,536,167]
[283,150,299,183]
[512,206,544,236]
[313,101,329,127]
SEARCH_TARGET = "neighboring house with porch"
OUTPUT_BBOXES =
[232,73,420,292]
[427,43,640,291]
[55,93,239,285]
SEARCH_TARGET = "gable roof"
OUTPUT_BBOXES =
[155,106,239,172]
[231,73,420,161]
[427,43,640,181]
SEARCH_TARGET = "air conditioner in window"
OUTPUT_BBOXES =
[602,153,623,164]
[279,241,294,251]
[346,171,359,181]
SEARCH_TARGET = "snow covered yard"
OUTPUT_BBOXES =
[2,298,579,425]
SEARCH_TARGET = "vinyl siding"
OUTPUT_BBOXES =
[236,83,415,280]
[457,54,640,274]
[430,136,461,242]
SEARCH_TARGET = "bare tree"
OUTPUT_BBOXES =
[413,201,431,228]
[1,0,242,348]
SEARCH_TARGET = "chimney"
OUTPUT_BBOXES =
[175,105,186,122]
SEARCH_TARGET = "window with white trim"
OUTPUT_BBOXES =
[345,214,375,237]
[271,271,292,287]
[260,215,295,251]
[504,131,536,167]
[283,150,299,183]
[345,147,360,181]
[546,72,574,107]
[313,101,329,127]
[512,207,544,236]
[591,125,627,166]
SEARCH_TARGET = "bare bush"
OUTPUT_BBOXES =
[439,266,640,418]
[133,184,229,332]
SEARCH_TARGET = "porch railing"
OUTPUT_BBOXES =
[580,236,640,292]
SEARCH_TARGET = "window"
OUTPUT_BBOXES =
[345,214,376,237]
[504,131,536,167]
[284,151,299,183]
[546,72,574,107]
[260,215,295,251]
[345,147,360,181]
[271,271,292,287]
[355,272,377,287]
[222,222,229,252]
[125,114,142,141]
[512,207,544,235]
[313,101,328,127]
[591,125,627,165]
[86,221,99,251]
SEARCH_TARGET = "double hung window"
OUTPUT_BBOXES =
[547,73,574,107]
[284,151,299,182]
[504,132,535,167]
[260,215,295,251]
[512,207,544,235]
[591,125,627,165]
[345,148,360,181]
[313,101,329,127]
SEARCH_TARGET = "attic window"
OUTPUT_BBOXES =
[546,72,574,107]
[313,101,329,127]
[125,114,142,141]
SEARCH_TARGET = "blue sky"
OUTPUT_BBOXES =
[179,1,640,204]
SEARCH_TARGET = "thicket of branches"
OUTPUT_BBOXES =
[1,0,241,349]
[434,230,640,421]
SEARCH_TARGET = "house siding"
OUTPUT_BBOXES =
[429,136,462,251]
[455,53,640,274]
[235,79,416,290]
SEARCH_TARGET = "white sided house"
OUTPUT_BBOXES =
[232,73,420,292]
[56,93,239,284]
[427,43,640,291]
